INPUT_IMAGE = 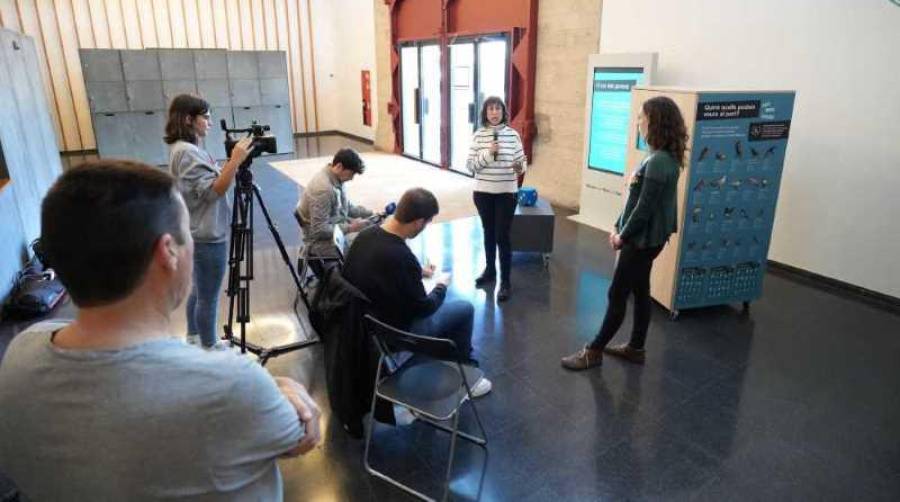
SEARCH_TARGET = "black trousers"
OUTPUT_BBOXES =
[589,244,664,351]
[473,191,517,284]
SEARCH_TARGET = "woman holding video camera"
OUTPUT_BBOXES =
[165,94,253,349]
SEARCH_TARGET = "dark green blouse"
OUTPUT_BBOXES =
[615,150,680,249]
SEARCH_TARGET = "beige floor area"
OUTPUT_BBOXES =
[270,152,477,223]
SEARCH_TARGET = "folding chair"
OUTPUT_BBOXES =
[294,210,345,300]
[363,314,488,502]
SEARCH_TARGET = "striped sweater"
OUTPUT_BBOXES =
[466,125,527,194]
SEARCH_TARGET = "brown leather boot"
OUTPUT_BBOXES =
[561,346,603,371]
[603,343,646,364]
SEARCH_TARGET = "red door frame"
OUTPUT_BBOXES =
[385,0,538,170]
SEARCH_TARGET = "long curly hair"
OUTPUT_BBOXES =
[642,96,688,167]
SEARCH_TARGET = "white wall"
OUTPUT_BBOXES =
[599,0,900,298]
[311,0,376,140]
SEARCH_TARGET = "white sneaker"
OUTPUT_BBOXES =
[468,377,492,398]
[186,334,201,346]
[393,404,417,426]
[203,340,236,352]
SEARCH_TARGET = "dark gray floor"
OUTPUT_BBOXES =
[3,135,899,501]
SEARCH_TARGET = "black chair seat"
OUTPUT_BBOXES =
[379,361,484,420]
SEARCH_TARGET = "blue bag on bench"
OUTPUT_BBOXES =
[517,186,538,207]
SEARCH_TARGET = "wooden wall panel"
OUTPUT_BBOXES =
[225,0,240,49]
[197,0,215,48]
[263,0,275,50]
[0,0,316,152]
[15,0,65,149]
[120,0,143,49]
[53,0,94,147]
[182,0,202,48]
[211,0,228,48]
[86,0,110,47]
[0,0,22,32]
[238,0,252,49]
[251,0,264,49]
[151,0,171,47]
[103,0,126,48]
[168,0,188,48]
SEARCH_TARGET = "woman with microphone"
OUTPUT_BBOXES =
[466,96,527,302]
[164,94,253,349]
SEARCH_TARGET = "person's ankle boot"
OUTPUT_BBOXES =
[497,283,511,302]
[475,270,496,287]
[603,343,646,364]
[561,346,603,370]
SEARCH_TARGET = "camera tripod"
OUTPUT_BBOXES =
[222,159,318,365]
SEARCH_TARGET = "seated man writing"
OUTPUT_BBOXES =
[342,187,492,398]
[296,148,373,275]
[0,160,321,501]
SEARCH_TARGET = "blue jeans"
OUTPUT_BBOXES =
[408,300,476,364]
[186,241,228,347]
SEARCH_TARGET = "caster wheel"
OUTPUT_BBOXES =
[669,310,680,321]
[542,254,551,268]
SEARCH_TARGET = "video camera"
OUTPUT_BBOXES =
[221,119,277,161]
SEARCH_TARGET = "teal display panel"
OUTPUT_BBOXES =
[675,92,795,309]
[587,67,647,175]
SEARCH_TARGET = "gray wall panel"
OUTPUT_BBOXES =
[204,107,232,160]
[230,79,260,107]
[127,80,165,111]
[127,111,167,165]
[83,48,293,170]
[86,81,128,113]
[163,80,198,105]
[194,49,228,79]
[80,49,123,82]
[257,51,287,78]
[122,49,161,80]
[0,29,63,300]
[260,78,289,105]
[92,112,133,158]
[160,49,196,80]
[197,79,231,107]
[227,51,258,79]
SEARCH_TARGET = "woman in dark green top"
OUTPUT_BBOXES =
[562,96,687,370]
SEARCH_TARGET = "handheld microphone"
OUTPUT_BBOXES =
[492,130,499,161]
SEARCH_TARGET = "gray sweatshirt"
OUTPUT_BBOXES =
[296,165,372,256]
[169,140,231,243]
[0,321,303,501]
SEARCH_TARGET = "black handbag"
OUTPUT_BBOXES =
[3,240,67,319]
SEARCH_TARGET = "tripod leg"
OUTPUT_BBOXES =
[251,184,308,306]
[224,185,244,343]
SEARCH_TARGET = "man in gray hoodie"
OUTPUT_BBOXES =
[295,148,373,274]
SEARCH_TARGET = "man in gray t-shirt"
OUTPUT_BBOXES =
[0,160,321,501]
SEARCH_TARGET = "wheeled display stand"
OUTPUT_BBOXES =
[624,87,795,319]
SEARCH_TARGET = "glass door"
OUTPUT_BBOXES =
[401,35,508,171]
[400,41,441,165]
[420,45,442,164]
[477,38,508,109]
[450,42,475,173]
[400,45,420,158]
[449,35,508,174]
